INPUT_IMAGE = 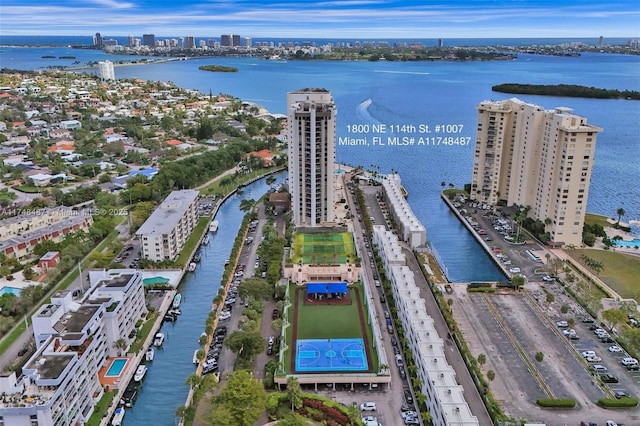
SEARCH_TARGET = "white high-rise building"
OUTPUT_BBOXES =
[97,60,115,81]
[287,89,337,227]
[470,98,602,246]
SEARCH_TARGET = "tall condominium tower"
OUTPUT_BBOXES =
[142,33,155,47]
[470,98,602,247]
[97,60,115,81]
[287,89,337,227]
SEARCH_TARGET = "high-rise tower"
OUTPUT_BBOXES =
[287,89,337,227]
[470,98,602,246]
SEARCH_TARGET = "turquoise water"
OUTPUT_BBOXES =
[0,287,21,296]
[143,277,169,285]
[105,358,127,377]
[616,238,640,248]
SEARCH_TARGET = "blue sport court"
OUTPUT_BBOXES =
[295,338,368,372]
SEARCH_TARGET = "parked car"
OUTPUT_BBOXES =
[600,374,619,383]
[272,309,279,319]
[608,345,623,353]
[360,402,377,411]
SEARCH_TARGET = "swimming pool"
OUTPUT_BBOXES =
[143,276,170,286]
[0,286,21,297]
[616,238,640,248]
[105,358,128,377]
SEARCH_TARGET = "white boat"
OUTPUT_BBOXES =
[203,234,210,245]
[172,293,182,309]
[133,365,147,382]
[111,407,125,426]
[210,220,219,232]
[193,349,200,364]
[188,262,196,272]
[153,332,165,347]
[145,347,154,362]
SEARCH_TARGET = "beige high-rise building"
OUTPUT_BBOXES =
[470,98,602,247]
[287,88,337,227]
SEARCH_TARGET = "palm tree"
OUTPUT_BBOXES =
[239,198,256,213]
[617,207,626,224]
[113,338,127,356]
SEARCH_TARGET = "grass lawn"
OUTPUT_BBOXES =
[295,288,362,339]
[280,282,379,374]
[585,212,614,229]
[567,249,640,300]
[85,390,116,426]
[175,217,209,267]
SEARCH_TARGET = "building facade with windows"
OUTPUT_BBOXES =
[470,98,601,246]
[97,60,115,81]
[287,88,337,227]
[136,189,199,261]
[0,270,146,426]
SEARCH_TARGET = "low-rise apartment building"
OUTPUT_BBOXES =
[376,230,479,426]
[381,173,426,249]
[0,208,93,260]
[136,189,199,261]
[0,270,147,426]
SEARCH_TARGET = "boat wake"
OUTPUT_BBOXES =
[374,69,430,75]
[356,98,381,125]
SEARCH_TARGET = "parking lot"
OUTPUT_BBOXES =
[451,281,640,425]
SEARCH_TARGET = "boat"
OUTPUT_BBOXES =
[169,308,182,316]
[153,332,165,347]
[192,253,202,263]
[111,407,125,426]
[145,347,154,362]
[172,293,182,309]
[133,364,147,382]
[210,220,219,232]
[224,259,230,266]
[120,382,138,407]
[163,313,177,322]
[188,262,196,272]
[203,235,210,245]
[193,349,200,364]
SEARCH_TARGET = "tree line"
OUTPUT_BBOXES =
[492,83,640,100]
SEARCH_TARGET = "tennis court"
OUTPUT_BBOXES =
[292,232,356,264]
[295,338,369,372]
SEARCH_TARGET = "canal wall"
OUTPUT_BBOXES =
[440,193,512,281]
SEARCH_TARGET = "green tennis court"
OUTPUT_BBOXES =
[291,231,356,264]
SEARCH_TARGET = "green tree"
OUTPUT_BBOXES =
[211,370,267,426]
[477,353,486,369]
[511,274,526,291]
[602,308,627,332]
[225,329,266,361]
[276,413,308,426]
[238,278,273,301]
[546,292,555,305]
[535,352,544,362]
[286,376,303,411]
[617,207,626,224]
[239,198,256,213]
[487,370,495,381]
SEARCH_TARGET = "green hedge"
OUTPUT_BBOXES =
[535,398,576,408]
[467,287,496,293]
[597,397,639,408]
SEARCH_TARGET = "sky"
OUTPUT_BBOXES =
[0,0,638,39]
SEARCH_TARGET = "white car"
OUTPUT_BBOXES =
[361,416,378,423]
[360,402,377,411]
[621,357,638,366]
[268,336,275,345]
[608,345,623,353]
[585,355,602,363]
[556,321,568,328]
[509,267,521,274]
[542,275,555,282]
[218,311,231,320]
[581,350,596,358]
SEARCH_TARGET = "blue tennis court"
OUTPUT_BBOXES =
[295,338,368,372]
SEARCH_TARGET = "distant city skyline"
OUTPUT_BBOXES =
[1,1,638,38]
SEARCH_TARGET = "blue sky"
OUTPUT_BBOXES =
[1,0,638,38]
